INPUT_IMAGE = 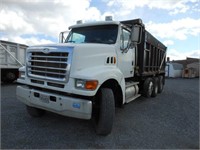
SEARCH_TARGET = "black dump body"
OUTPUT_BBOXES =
[121,19,167,77]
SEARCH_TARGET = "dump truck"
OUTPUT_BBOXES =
[16,17,167,135]
[0,40,28,83]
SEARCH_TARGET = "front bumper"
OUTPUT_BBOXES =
[16,86,92,119]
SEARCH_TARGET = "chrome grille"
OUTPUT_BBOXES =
[27,51,69,82]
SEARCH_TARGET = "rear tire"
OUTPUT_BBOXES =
[6,72,16,81]
[158,76,164,93]
[151,77,158,97]
[26,105,45,117]
[142,78,154,98]
[93,88,115,136]
[1,70,17,83]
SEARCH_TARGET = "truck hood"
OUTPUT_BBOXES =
[70,43,116,78]
[28,43,116,79]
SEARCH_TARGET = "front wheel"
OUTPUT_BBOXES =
[93,88,115,136]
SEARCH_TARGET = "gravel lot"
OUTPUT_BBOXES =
[1,78,199,149]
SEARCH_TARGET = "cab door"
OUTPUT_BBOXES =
[117,27,135,78]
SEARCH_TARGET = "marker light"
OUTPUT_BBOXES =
[75,79,98,90]
[85,80,98,90]
[105,16,113,21]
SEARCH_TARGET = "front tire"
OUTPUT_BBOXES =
[93,88,115,136]
[26,105,45,117]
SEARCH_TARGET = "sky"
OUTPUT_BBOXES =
[0,0,199,60]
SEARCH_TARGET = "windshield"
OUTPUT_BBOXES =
[65,25,118,44]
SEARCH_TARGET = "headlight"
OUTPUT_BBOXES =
[75,79,98,90]
[19,71,25,79]
[76,80,86,89]
[18,66,26,79]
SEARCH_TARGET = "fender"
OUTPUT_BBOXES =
[71,65,126,102]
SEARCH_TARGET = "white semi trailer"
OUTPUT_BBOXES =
[16,17,167,135]
[0,40,28,83]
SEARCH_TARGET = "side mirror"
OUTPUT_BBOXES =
[131,25,142,44]
[59,31,69,43]
[59,32,65,43]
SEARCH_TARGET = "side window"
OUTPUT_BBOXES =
[121,28,131,49]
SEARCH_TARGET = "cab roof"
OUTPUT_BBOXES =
[68,21,120,29]
[69,18,144,30]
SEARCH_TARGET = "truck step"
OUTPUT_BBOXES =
[125,94,141,103]
[125,81,140,103]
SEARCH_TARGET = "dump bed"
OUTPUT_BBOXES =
[136,30,167,76]
[0,40,28,69]
[121,19,167,77]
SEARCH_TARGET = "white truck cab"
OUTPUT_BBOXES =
[17,17,167,135]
